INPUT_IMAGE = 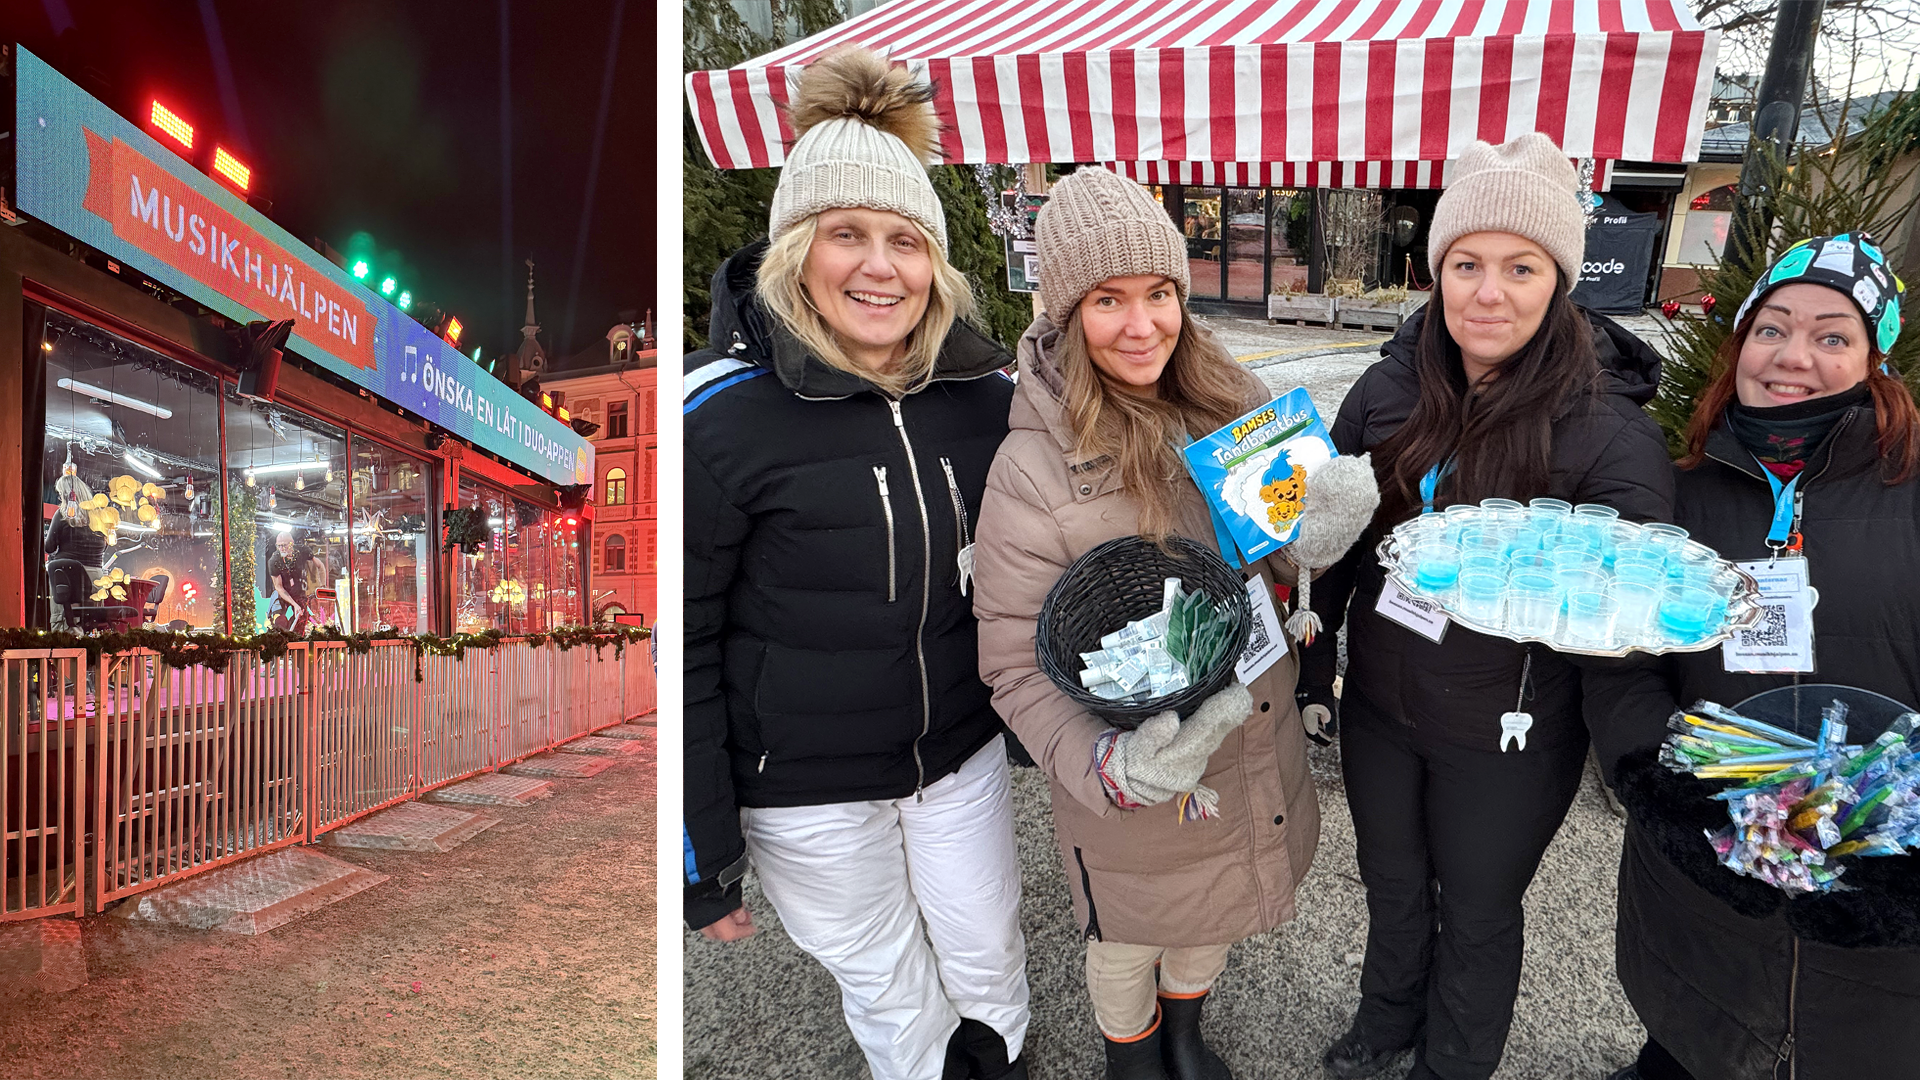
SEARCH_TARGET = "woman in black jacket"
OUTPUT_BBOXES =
[1298,134,1674,1080]
[681,49,1028,1080]
[1590,234,1920,1080]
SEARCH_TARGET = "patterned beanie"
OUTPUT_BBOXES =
[769,48,948,253]
[1734,233,1906,355]
[1034,166,1190,319]
[1427,132,1587,287]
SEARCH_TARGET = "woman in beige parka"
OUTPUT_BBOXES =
[973,167,1378,1080]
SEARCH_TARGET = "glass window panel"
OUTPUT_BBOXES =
[452,479,507,633]
[40,309,227,632]
[605,533,627,572]
[227,397,348,635]
[1267,189,1311,294]
[348,440,433,633]
[1676,210,1732,266]
[1182,187,1224,300]
[503,497,547,634]
[550,512,582,626]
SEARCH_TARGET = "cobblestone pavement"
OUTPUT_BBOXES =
[0,725,658,1080]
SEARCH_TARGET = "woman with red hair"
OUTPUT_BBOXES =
[1590,233,1920,1080]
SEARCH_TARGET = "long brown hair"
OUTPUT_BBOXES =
[1371,273,1601,526]
[1679,314,1920,484]
[1057,297,1254,541]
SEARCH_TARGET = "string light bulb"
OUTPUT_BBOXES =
[184,479,196,501]
[267,484,276,510]
[296,473,306,492]
[245,469,256,488]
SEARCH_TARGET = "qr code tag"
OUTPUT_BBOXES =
[1724,560,1815,673]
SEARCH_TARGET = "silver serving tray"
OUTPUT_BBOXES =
[1376,533,1768,658]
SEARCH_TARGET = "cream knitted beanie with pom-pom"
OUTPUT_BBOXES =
[769,48,948,253]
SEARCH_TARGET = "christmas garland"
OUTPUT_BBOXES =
[442,507,493,552]
[0,623,649,682]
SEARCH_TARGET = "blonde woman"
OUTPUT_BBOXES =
[973,167,1376,1080]
[683,49,1029,1080]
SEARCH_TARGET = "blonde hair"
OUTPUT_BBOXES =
[756,214,975,397]
[1059,296,1254,540]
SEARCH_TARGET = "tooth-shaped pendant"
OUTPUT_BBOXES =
[1499,711,1533,752]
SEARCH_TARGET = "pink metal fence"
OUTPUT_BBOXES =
[0,650,87,921]
[0,636,653,920]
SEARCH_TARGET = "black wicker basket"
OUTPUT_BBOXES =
[1037,535,1254,728]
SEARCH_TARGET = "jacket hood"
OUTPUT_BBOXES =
[705,239,1012,399]
[1381,305,1664,406]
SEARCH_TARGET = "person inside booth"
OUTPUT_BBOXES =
[265,528,321,634]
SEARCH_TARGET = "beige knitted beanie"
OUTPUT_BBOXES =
[1427,132,1586,287]
[1034,166,1190,319]
[769,48,948,253]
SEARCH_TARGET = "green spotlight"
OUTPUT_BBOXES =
[351,260,369,280]
[398,290,412,310]
[471,346,483,362]
[380,277,397,297]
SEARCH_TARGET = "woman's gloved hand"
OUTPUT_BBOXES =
[1097,682,1253,810]
[1296,683,1340,746]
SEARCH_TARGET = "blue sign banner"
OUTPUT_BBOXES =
[13,48,592,487]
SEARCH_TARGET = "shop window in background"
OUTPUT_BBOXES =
[348,440,433,633]
[39,308,226,633]
[606,400,629,438]
[228,398,348,636]
[1676,184,1737,266]
[605,533,627,572]
[605,467,628,506]
[452,481,508,634]
[549,511,583,627]
[502,497,551,634]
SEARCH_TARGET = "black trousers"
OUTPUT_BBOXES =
[1341,705,1589,1080]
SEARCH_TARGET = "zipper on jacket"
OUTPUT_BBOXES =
[1073,846,1104,942]
[888,399,935,799]
[1774,936,1800,1079]
[873,465,897,603]
[939,456,972,585]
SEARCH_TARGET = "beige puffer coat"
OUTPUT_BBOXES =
[973,315,1320,948]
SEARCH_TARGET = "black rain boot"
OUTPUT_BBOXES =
[944,1017,1028,1080]
[1157,992,1233,1080]
[1321,1019,1418,1079]
[1104,1007,1171,1080]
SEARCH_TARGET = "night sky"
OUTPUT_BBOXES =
[7,0,652,363]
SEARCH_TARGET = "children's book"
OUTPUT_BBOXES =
[1181,388,1337,566]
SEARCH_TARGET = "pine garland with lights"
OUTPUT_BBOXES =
[0,623,649,682]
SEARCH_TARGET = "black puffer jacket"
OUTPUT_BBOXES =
[1299,308,1674,749]
[682,241,1016,928]
[1588,402,1920,1079]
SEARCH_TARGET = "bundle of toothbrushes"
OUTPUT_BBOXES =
[1077,578,1237,705]
[1660,701,1920,894]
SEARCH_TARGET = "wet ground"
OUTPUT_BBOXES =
[0,723,658,1080]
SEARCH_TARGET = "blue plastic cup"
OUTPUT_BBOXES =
[1412,541,1463,593]
[1658,585,1717,639]
[1549,549,1602,575]
[1642,523,1690,554]
[1461,551,1507,576]
[1507,552,1552,577]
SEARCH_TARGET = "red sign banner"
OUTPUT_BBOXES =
[78,127,378,370]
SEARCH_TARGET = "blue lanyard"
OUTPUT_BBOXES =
[1753,455,1802,551]
[1419,458,1454,515]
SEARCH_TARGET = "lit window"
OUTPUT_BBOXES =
[605,467,627,507]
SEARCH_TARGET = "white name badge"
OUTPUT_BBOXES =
[1375,578,1449,643]
[1723,558,1816,674]
[1235,575,1287,684]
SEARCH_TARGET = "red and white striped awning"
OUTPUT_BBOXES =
[1109,157,1618,189]
[686,0,1719,180]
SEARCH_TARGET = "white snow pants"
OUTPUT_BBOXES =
[744,735,1030,1080]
